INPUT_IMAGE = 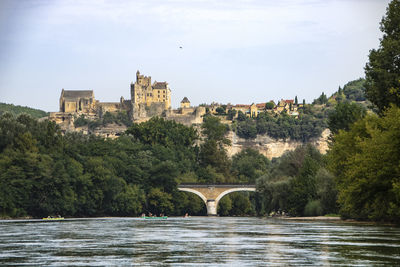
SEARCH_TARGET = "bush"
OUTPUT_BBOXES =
[236,119,257,139]
[265,102,275,109]
[74,115,89,127]
[304,200,323,216]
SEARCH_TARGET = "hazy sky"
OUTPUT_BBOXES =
[0,0,390,111]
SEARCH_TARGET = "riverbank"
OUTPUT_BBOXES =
[277,216,399,227]
[282,216,341,221]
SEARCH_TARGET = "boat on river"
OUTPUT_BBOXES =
[143,216,168,219]
[42,217,64,220]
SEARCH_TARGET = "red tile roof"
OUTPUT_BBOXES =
[256,103,266,109]
[234,104,250,108]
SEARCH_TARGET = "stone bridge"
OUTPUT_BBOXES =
[177,184,257,216]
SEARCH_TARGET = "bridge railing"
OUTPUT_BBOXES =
[178,183,256,188]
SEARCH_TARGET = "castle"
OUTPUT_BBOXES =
[50,71,205,128]
[50,71,300,135]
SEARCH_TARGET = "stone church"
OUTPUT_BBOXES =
[59,89,96,113]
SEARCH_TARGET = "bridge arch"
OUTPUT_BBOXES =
[178,188,208,204]
[215,188,256,203]
[177,184,256,216]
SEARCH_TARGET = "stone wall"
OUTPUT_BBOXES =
[165,106,206,126]
[99,102,120,114]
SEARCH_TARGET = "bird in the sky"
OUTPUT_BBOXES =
[179,46,183,49]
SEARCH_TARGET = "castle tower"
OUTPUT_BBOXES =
[130,70,171,120]
[181,97,190,109]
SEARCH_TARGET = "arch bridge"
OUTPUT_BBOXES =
[177,184,256,216]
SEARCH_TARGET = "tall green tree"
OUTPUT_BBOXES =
[327,106,400,222]
[198,116,231,177]
[328,102,366,134]
[365,0,400,113]
[231,148,270,183]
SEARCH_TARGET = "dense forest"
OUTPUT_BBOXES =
[0,103,48,119]
[1,0,399,223]
[0,112,337,218]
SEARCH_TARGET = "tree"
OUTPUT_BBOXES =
[327,106,400,222]
[315,168,338,214]
[102,112,115,125]
[218,195,232,216]
[198,140,231,177]
[313,92,328,105]
[365,0,400,113]
[147,188,174,215]
[232,148,270,183]
[227,109,237,120]
[236,119,257,139]
[257,145,327,216]
[201,116,229,145]
[237,111,247,121]
[215,107,225,115]
[343,79,366,101]
[126,117,198,148]
[199,116,231,177]
[74,115,88,127]
[265,102,275,110]
[0,103,48,118]
[230,192,254,216]
[328,102,366,134]
[295,96,298,105]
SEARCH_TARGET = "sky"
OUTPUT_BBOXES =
[0,0,391,111]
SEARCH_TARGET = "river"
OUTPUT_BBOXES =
[0,217,399,266]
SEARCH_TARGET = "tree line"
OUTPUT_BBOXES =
[0,103,48,119]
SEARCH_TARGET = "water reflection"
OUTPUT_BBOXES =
[0,217,399,266]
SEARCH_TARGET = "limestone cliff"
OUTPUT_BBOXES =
[225,129,330,159]
[59,118,330,159]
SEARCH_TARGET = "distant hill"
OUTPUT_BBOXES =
[0,103,48,118]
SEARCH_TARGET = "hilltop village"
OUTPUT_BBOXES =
[50,71,302,136]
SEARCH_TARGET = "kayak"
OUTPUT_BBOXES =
[143,216,168,219]
[42,217,64,220]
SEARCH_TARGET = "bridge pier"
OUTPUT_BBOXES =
[206,200,217,216]
[177,184,256,216]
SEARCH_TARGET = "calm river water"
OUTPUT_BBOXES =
[0,217,399,266]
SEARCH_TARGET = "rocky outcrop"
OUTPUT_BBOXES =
[226,129,330,159]
[58,123,128,139]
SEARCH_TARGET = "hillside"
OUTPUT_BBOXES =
[220,78,370,143]
[0,103,48,118]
